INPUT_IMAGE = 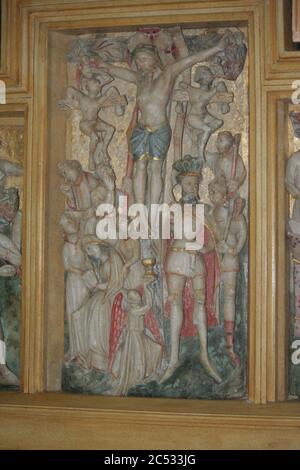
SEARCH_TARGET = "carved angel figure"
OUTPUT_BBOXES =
[174,66,233,163]
[59,81,127,170]
[109,283,163,395]
[76,53,113,95]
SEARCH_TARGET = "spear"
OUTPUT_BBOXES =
[223,133,241,245]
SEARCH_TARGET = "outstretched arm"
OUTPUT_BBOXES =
[168,44,222,79]
[168,34,227,79]
[97,86,128,108]
[100,63,137,84]
[178,81,193,93]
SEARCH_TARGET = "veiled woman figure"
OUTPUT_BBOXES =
[70,235,125,371]
[107,235,144,290]
[60,212,91,361]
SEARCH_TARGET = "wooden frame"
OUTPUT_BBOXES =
[0,0,300,450]
[293,0,300,42]
[265,0,300,81]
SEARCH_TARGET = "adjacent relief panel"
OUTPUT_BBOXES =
[286,106,300,399]
[0,123,23,390]
[52,25,249,399]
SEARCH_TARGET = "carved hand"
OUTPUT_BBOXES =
[60,183,72,196]
[58,99,73,111]
[0,265,17,277]
[217,240,229,254]
[217,30,233,52]
[122,264,129,277]
[96,281,108,291]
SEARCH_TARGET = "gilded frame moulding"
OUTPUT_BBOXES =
[24,0,262,400]
[265,0,300,81]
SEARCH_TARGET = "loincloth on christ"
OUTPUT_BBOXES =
[130,122,172,162]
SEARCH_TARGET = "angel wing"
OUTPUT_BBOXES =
[98,86,128,109]
[108,291,128,372]
[144,310,164,346]
[0,264,17,277]
[210,92,233,105]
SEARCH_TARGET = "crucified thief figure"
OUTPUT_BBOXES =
[100,31,228,205]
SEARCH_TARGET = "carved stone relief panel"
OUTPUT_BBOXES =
[286,105,300,399]
[57,25,249,399]
[0,125,23,390]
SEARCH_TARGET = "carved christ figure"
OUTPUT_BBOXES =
[99,32,228,205]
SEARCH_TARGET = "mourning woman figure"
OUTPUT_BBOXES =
[70,236,125,371]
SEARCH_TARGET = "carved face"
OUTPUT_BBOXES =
[216,132,233,154]
[135,51,156,72]
[181,175,199,198]
[60,214,78,234]
[87,79,102,95]
[81,55,90,65]
[194,66,214,85]
[60,166,81,184]
[208,185,225,206]
[84,243,102,259]
[128,289,142,307]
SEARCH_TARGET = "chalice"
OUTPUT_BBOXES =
[142,258,156,280]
